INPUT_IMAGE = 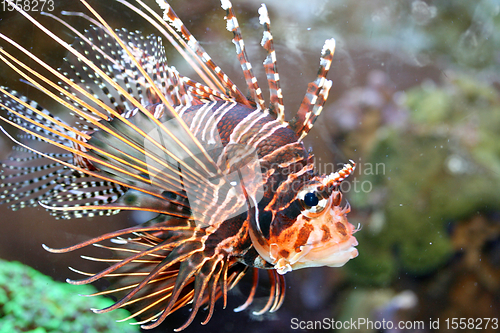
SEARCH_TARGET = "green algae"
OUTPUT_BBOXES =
[0,259,140,333]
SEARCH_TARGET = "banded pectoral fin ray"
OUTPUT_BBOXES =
[65,216,246,330]
[85,236,208,329]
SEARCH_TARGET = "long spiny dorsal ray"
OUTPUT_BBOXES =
[80,0,221,175]
[154,0,253,107]
[221,0,266,111]
[4,1,217,182]
[180,75,234,103]
[59,1,222,96]
[258,4,286,123]
[117,0,222,94]
[2,1,292,226]
[289,38,336,140]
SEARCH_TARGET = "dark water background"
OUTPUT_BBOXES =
[0,0,499,332]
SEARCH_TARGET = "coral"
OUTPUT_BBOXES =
[0,259,139,333]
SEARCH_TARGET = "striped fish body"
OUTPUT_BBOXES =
[0,0,358,330]
[86,99,311,259]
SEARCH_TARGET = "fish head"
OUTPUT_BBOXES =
[249,161,359,274]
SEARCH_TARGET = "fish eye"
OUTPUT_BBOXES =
[304,192,319,207]
[299,190,328,215]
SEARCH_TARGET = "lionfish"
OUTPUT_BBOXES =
[0,0,358,330]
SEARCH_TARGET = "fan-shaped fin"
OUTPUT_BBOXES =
[47,212,249,329]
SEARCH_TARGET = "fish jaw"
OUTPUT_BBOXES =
[268,200,359,275]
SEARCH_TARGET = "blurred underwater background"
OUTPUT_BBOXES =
[0,0,499,332]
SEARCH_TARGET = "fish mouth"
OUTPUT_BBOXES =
[289,202,359,270]
[289,234,359,271]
